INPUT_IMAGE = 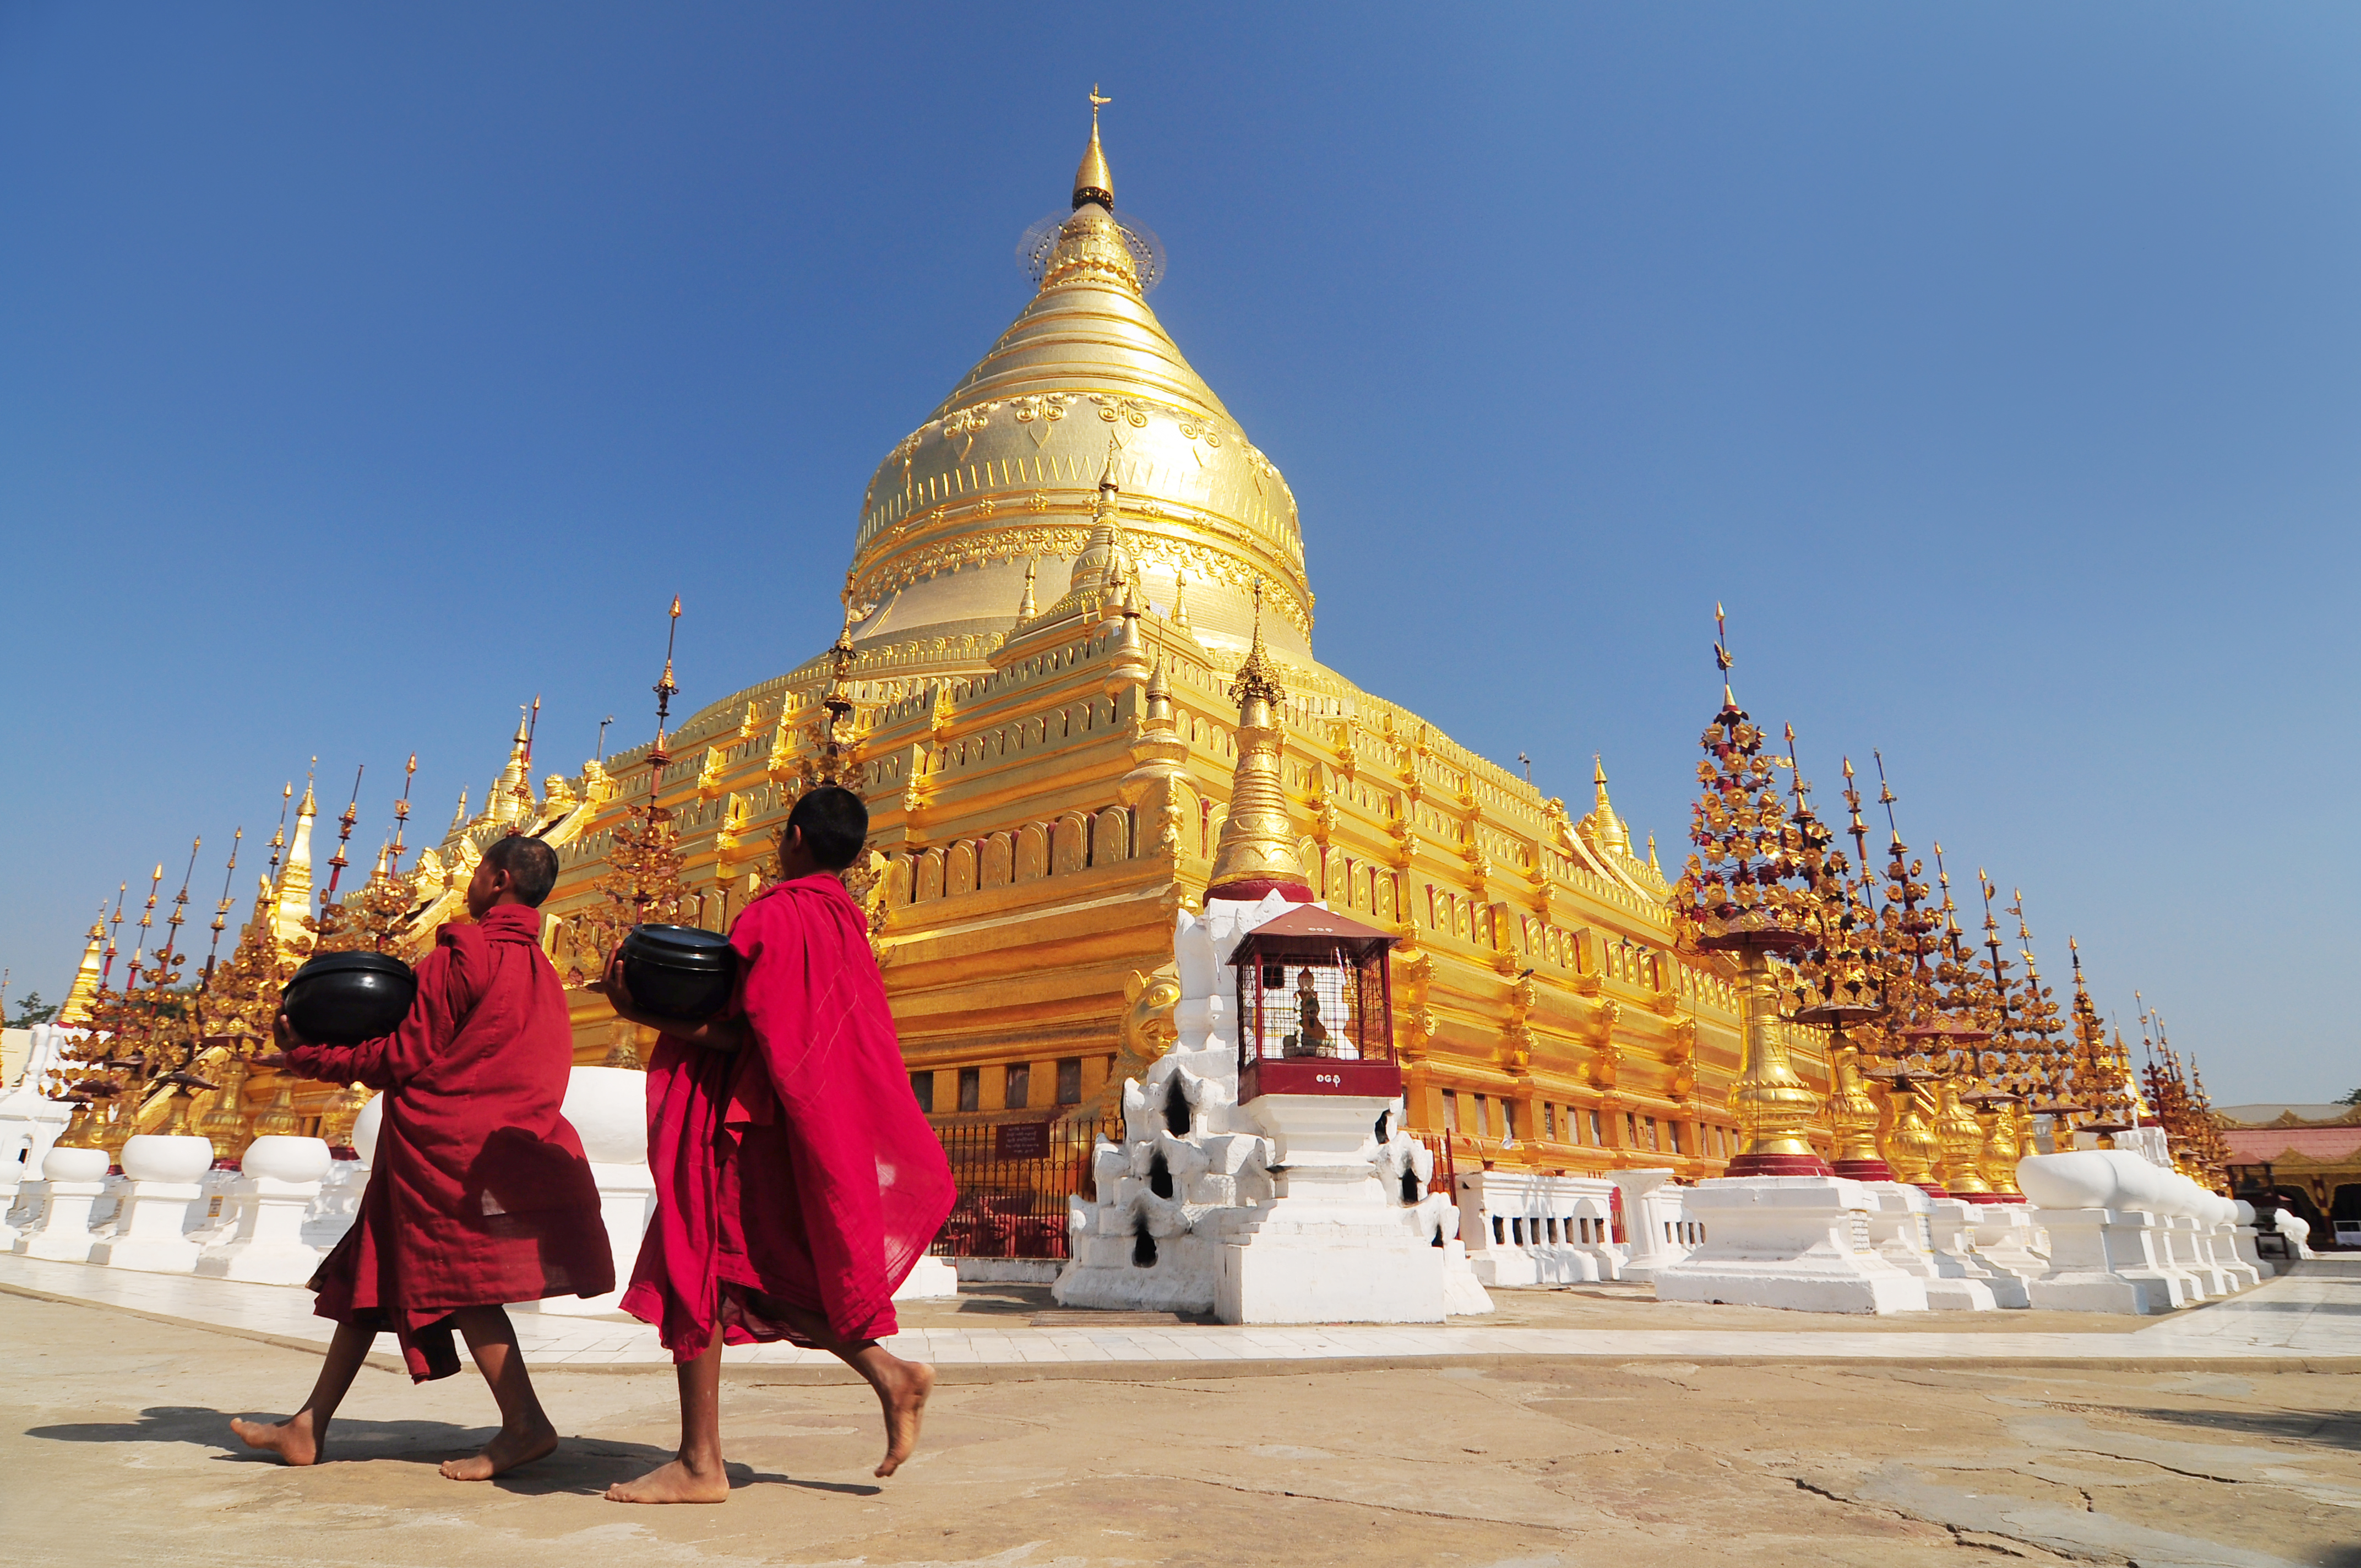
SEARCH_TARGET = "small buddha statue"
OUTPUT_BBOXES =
[1288,968,1332,1058]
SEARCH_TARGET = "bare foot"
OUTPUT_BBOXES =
[605,1457,730,1504]
[231,1412,324,1466]
[872,1357,933,1477]
[439,1420,558,1480]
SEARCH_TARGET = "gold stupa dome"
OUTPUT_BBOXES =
[845,93,1312,666]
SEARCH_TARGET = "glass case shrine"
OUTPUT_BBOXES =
[1228,905,1401,1103]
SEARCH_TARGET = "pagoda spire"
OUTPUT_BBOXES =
[56,908,107,1027]
[1581,754,1631,858]
[271,765,318,957]
[1065,456,1125,597]
[1204,582,1311,903]
[1074,84,1114,210]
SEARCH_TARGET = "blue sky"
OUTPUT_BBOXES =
[3,6,2352,1103]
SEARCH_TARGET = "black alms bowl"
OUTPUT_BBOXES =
[282,951,419,1047]
[620,923,738,1023]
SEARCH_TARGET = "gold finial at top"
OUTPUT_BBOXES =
[1713,602,1735,706]
[1075,84,1114,210]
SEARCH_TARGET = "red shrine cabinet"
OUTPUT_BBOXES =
[1228,905,1401,1103]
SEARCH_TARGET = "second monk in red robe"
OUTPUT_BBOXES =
[597,783,954,1501]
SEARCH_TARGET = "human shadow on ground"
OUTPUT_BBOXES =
[2112,1404,2361,1451]
[26,1406,882,1496]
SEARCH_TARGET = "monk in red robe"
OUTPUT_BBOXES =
[594,783,953,1501]
[232,833,613,1480]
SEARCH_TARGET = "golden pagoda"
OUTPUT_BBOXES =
[382,97,1765,1174]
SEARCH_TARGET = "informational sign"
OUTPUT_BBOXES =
[994,1120,1051,1160]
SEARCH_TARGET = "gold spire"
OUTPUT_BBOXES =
[494,704,535,825]
[272,766,318,958]
[1074,84,1113,210]
[1145,654,1173,727]
[57,911,106,1027]
[1016,556,1038,623]
[1064,458,1125,597]
[1169,569,1192,637]
[1205,582,1308,900]
[1581,754,1632,859]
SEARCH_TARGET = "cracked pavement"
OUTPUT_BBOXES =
[6,1291,2357,1566]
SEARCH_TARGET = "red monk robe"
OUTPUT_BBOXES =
[288,903,613,1380]
[622,872,954,1358]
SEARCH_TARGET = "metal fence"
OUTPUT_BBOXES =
[929,1114,1106,1260]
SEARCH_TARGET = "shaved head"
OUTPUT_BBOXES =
[482,832,560,906]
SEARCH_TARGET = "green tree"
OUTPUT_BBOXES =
[2338,1086,2361,1107]
[7,991,58,1027]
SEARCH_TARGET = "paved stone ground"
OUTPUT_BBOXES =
[6,1282,2358,1566]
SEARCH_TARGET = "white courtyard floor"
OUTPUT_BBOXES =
[3,1251,2356,1378]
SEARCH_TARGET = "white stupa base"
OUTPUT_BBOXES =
[1439,1238,1495,1316]
[1651,1177,1931,1315]
[1216,1202,1446,1324]
[1213,1092,1448,1325]
[2023,1207,2191,1314]
[892,1255,960,1301]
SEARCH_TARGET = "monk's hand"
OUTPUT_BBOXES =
[268,1012,314,1070]
[592,948,637,1012]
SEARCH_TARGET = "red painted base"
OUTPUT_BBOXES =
[329,1147,360,1161]
[1959,1191,2025,1204]
[1238,1055,1403,1103]
[1831,1159,1895,1182]
[1723,1152,1834,1179]
[1204,878,1316,904]
[1912,1182,1950,1200]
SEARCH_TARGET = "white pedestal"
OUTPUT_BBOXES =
[1966,1202,2050,1300]
[2024,1207,2190,1314]
[2206,1224,2261,1292]
[15,1145,113,1260]
[2161,1215,2228,1299]
[17,1180,107,1259]
[892,1255,960,1301]
[302,1158,369,1249]
[1215,1094,1445,1324]
[1,1177,45,1248]
[1609,1169,1688,1282]
[2228,1216,2275,1282]
[1862,1188,2001,1310]
[1652,1176,1930,1315]
[88,1183,207,1272]
[195,1136,330,1286]
[1928,1201,2030,1308]
[90,1134,220,1275]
